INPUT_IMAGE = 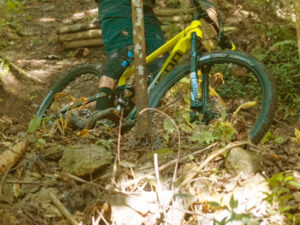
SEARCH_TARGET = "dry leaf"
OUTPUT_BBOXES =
[270,153,281,161]
[77,129,89,137]
[0,140,28,174]
[232,101,257,118]
[13,184,22,198]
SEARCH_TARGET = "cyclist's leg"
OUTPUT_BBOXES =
[96,16,166,111]
[96,17,135,110]
[96,45,135,110]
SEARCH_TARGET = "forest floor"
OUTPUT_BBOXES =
[0,0,299,224]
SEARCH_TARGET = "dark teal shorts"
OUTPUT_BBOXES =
[99,16,166,79]
[100,16,165,55]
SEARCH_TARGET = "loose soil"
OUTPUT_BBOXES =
[0,0,299,224]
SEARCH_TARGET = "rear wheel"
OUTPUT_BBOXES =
[150,51,277,144]
[36,64,102,123]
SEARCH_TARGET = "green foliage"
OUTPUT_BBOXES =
[264,172,300,223]
[163,109,236,147]
[210,195,260,225]
[212,64,262,102]
[0,0,24,47]
[28,115,42,134]
[252,40,300,118]
[260,130,288,145]
[96,138,115,149]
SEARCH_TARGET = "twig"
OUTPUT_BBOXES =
[95,210,109,225]
[121,143,216,188]
[117,109,124,164]
[58,172,106,191]
[112,158,118,188]
[180,141,248,187]
[157,143,217,173]
[154,154,162,192]
[154,153,167,223]
[5,180,44,185]
[199,141,248,169]
[92,214,101,225]
[49,192,79,225]
[139,107,181,191]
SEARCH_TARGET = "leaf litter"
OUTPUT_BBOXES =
[0,0,300,224]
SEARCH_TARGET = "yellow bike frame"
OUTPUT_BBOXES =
[118,20,204,86]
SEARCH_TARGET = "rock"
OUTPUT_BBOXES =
[225,147,262,176]
[59,144,113,176]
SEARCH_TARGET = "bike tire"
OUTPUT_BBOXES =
[36,64,102,118]
[149,50,277,144]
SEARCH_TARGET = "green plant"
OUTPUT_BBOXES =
[264,172,300,223]
[252,40,300,119]
[0,0,24,42]
[210,195,260,225]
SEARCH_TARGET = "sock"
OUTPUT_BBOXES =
[95,87,113,110]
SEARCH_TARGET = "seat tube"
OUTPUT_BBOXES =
[190,32,200,109]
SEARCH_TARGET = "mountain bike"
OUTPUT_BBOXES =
[36,2,277,144]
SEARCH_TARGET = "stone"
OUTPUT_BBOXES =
[59,144,113,176]
[225,147,262,176]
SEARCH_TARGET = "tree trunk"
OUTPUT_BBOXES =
[131,0,150,137]
[294,0,300,67]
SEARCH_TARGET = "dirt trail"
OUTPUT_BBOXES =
[0,1,299,225]
[0,0,103,125]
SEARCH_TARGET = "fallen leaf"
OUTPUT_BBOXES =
[77,129,89,137]
[270,153,281,161]
[0,140,28,174]
[28,115,42,133]
[232,101,257,118]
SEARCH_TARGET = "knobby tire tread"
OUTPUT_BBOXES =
[149,50,277,144]
[36,64,102,118]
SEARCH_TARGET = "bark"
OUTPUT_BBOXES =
[131,0,150,137]
[293,0,300,67]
